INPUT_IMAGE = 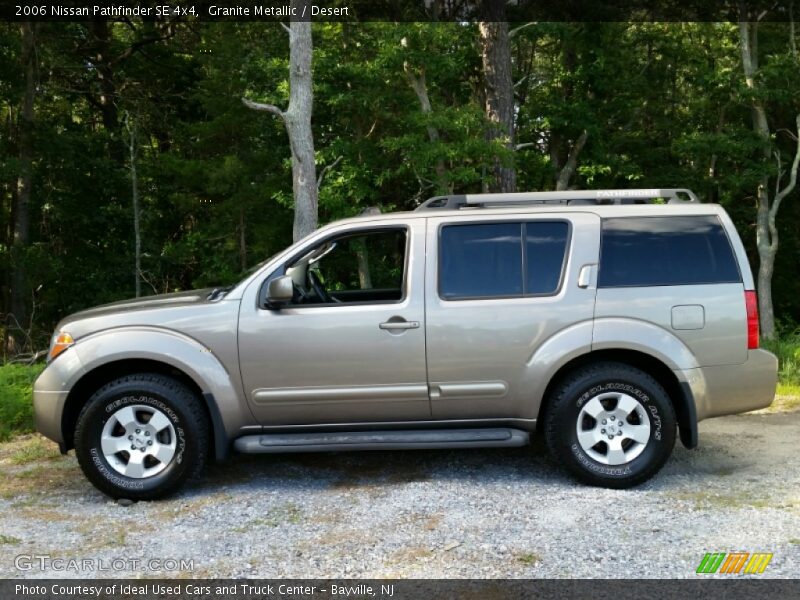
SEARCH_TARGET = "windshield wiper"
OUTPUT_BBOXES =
[207,286,233,301]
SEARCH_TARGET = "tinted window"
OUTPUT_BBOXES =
[440,223,523,299]
[439,221,570,299]
[599,216,741,288]
[525,222,569,294]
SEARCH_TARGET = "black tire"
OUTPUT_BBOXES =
[544,362,676,489]
[74,373,209,500]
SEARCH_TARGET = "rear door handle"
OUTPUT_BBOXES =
[379,320,420,330]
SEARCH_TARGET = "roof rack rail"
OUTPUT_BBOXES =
[415,188,700,211]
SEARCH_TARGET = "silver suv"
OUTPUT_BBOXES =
[33,189,778,499]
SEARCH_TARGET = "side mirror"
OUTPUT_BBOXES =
[266,275,294,308]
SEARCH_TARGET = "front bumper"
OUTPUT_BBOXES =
[32,349,84,445]
[681,348,778,422]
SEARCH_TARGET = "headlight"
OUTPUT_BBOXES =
[48,332,75,362]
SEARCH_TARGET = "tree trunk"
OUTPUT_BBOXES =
[479,9,516,193]
[738,10,800,339]
[242,8,318,243]
[91,20,123,163]
[739,16,777,339]
[9,22,36,352]
[126,115,141,298]
[555,130,588,191]
[239,207,247,272]
[403,61,448,194]
[285,17,318,242]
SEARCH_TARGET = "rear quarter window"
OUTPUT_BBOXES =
[598,215,741,288]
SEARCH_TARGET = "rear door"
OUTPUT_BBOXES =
[424,212,600,420]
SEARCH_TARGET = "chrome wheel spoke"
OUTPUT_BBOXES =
[605,440,628,465]
[577,429,600,450]
[101,434,129,455]
[615,393,639,417]
[152,442,176,465]
[113,406,139,429]
[147,410,171,434]
[582,396,606,419]
[124,453,146,478]
[625,423,650,444]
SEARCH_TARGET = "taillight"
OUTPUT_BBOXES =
[744,290,759,350]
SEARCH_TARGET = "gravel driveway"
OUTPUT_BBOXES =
[1,402,798,579]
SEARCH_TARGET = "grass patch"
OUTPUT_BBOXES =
[7,435,63,465]
[515,552,541,566]
[232,503,303,532]
[0,534,21,545]
[764,332,800,389]
[0,363,45,442]
[670,490,772,510]
[767,394,800,412]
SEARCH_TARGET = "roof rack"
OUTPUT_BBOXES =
[415,188,700,211]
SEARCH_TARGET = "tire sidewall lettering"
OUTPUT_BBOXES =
[570,379,664,477]
[94,393,187,485]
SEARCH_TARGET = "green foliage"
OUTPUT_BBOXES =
[0,363,44,442]
[763,330,800,395]
[1,21,800,349]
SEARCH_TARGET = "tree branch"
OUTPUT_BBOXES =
[515,142,536,150]
[280,22,291,34]
[770,113,800,224]
[509,22,536,38]
[241,97,285,119]
[556,130,589,191]
[316,155,343,190]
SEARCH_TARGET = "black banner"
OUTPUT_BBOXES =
[3,579,800,600]
[1,0,798,22]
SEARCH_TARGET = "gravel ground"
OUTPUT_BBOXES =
[1,403,799,579]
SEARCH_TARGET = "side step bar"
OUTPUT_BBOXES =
[234,428,529,454]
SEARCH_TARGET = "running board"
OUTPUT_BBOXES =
[233,428,529,454]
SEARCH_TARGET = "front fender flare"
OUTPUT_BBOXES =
[69,327,253,459]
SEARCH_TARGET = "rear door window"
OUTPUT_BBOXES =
[598,216,741,288]
[440,223,523,299]
[439,221,569,299]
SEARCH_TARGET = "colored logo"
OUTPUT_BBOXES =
[696,552,773,575]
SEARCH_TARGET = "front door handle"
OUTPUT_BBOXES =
[379,320,420,330]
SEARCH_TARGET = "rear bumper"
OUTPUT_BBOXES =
[679,349,778,422]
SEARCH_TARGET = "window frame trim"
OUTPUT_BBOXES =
[258,224,411,309]
[436,219,573,302]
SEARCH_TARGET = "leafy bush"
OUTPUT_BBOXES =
[763,331,800,395]
[0,363,44,442]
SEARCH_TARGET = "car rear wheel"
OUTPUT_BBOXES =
[74,373,209,500]
[544,362,676,488]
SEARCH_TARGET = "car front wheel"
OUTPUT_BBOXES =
[74,373,209,500]
[544,362,676,488]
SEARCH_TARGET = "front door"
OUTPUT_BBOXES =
[238,219,429,426]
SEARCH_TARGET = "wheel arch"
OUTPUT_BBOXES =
[538,349,697,449]
[62,358,229,461]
